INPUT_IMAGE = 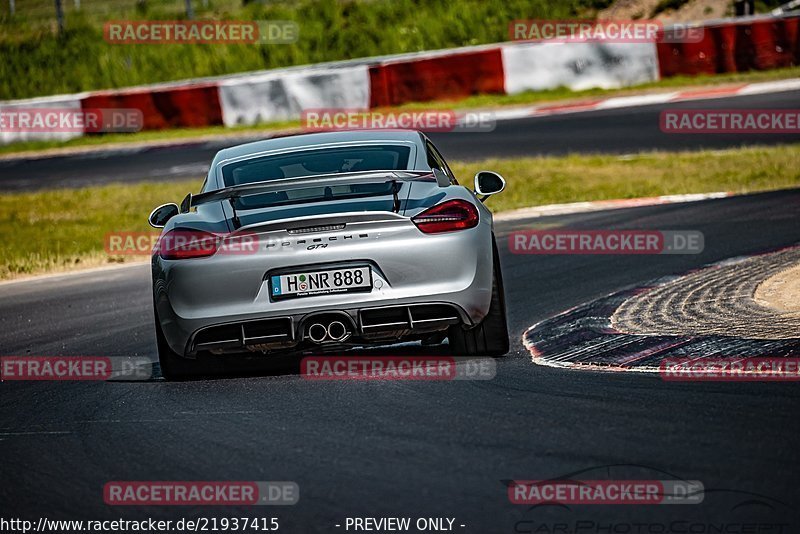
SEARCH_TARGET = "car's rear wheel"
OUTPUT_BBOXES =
[448,237,509,356]
[154,309,201,380]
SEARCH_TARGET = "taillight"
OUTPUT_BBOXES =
[412,199,479,234]
[157,229,219,260]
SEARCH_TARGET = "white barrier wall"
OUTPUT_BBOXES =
[502,42,659,94]
[0,94,86,144]
[218,65,370,127]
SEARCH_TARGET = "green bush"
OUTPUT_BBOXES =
[0,0,610,99]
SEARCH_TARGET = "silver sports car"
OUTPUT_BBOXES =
[149,130,508,379]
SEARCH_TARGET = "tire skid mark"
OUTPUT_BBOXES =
[523,246,800,373]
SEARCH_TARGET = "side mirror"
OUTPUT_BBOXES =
[148,203,179,228]
[474,171,505,199]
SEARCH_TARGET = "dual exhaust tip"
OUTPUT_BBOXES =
[307,320,349,343]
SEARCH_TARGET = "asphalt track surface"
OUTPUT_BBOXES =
[1,89,799,191]
[1,188,799,530]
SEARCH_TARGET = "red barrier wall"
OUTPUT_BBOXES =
[62,15,797,136]
[740,17,799,70]
[657,16,800,77]
[81,83,223,131]
[369,49,504,108]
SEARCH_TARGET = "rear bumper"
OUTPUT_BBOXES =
[182,301,466,356]
[153,217,495,356]
[157,294,480,357]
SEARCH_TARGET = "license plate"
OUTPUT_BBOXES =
[270,266,372,300]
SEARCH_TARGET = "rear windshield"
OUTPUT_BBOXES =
[221,145,412,187]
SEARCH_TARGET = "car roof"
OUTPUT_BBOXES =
[215,129,424,162]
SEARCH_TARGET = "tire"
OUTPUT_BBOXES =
[154,309,202,380]
[448,237,510,356]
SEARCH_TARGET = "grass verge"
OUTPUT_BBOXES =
[1,143,798,280]
[0,0,610,99]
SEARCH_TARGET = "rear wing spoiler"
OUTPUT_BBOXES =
[181,170,439,213]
